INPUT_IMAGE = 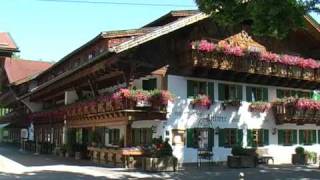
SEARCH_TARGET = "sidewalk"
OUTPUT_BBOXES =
[1,144,320,179]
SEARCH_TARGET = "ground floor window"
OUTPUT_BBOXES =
[247,129,269,147]
[278,129,297,145]
[187,128,214,150]
[109,129,120,146]
[132,128,152,146]
[172,129,185,146]
[219,128,243,147]
[299,130,316,145]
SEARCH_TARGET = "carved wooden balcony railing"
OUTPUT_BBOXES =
[272,100,320,125]
[192,51,320,82]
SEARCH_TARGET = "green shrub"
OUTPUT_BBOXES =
[295,146,305,155]
[231,146,246,156]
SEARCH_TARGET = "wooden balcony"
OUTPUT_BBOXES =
[192,51,320,89]
[272,101,320,125]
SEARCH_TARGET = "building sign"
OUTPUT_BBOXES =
[28,123,34,141]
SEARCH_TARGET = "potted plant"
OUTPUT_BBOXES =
[142,138,177,172]
[227,146,257,168]
[305,151,317,164]
[292,146,307,165]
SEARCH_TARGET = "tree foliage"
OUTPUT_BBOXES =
[195,0,320,39]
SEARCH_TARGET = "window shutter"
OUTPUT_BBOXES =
[277,89,284,99]
[246,87,252,102]
[262,88,268,102]
[208,128,214,149]
[218,84,225,101]
[237,129,243,146]
[292,130,297,144]
[186,129,194,148]
[299,130,304,144]
[247,129,253,147]
[187,80,194,98]
[318,130,320,144]
[278,130,284,145]
[218,129,225,147]
[263,129,269,145]
[312,130,317,144]
[208,82,214,102]
[236,85,243,100]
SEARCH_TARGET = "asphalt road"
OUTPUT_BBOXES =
[0,144,320,180]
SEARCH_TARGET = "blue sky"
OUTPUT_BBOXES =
[0,0,319,62]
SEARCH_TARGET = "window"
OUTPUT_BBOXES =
[142,78,157,91]
[278,129,297,146]
[247,129,269,147]
[219,128,243,147]
[75,129,83,144]
[299,130,316,145]
[218,83,242,101]
[109,129,120,145]
[132,128,153,146]
[172,129,185,146]
[276,89,312,99]
[246,86,268,102]
[187,80,214,101]
[187,128,214,150]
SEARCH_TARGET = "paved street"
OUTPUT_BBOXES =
[1,144,320,180]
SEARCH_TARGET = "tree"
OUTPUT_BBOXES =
[195,0,320,39]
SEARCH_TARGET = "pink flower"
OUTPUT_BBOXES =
[198,40,215,52]
[224,46,245,57]
[260,52,280,62]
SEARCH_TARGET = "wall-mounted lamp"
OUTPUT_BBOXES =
[272,128,277,135]
[215,126,220,135]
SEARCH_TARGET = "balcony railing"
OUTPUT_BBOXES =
[272,98,320,125]
[193,51,320,82]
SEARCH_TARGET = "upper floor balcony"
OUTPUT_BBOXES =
[30,89,173,127]
[272,98,320,125]
[190,32,320,89]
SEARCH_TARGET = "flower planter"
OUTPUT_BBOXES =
[227,155,256,168]
[142,156,177,172]
[292,154,307,165]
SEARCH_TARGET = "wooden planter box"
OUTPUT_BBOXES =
[227,156,257,168]
[142,156,177,172]
[292,154,307,165]
[302,69,315,81]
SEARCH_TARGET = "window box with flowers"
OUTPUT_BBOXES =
[249,102,271,113]
[149,90,174,111]
[190,95,212,110]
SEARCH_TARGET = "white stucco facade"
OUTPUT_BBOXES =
[155,75,320,164]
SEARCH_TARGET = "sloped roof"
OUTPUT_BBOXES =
[0,32,19,52]
[4,58,52,85]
